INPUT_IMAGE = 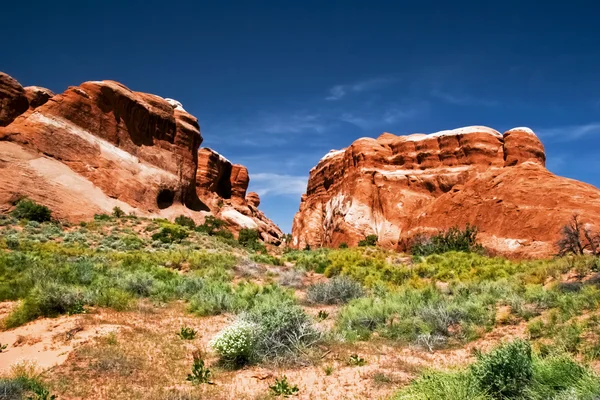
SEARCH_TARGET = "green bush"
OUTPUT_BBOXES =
[112,206,125,218]
[471,339,533,399]
[339,242,349,249]
[214,229,234,240]
[174,215,196,229]
[410,225,483,256]
[238,228,265,252]
[358,234,378,247]
[269,376,299,397]
[196,215,226,235]
[394,370,486,400]
[4,282,85,328]
[188,280,236,316]
[123,272,155,297]
[151,225,189,243]
[394,341,600,400]
[306,276,365,305]
[12,199,52,222]
[94,213,111,221]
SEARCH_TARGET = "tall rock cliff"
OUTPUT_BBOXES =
[292,126,600,257]
[0,72,282,243]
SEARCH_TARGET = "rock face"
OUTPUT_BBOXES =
[24,86,55,109]
[0,72,282,243]
[196,148,283,244]
[0,72,29,126]
[292,126,600,257]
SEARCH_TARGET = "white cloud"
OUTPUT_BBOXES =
[326,77,396,101]
[536,123,600,141]
[250,173,308,197]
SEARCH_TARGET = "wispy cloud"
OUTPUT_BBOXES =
[250,173,308,197]
[339,102,426,129]
[536,123,600,141]
[430,89,499,107]
[204,111,334,148]
[260,112,327,134]
[326,77,396,101]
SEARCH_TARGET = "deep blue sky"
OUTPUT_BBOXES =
[3,1,600,232]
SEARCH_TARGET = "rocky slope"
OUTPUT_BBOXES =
[0,72,281,243]
[292,126,600,257]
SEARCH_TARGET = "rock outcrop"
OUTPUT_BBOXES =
[0,72,29,126]
[0,72,282,243]
[292,126,600,257]
[196,148,283,244]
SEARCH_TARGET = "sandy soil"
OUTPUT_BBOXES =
[0,300,530,400]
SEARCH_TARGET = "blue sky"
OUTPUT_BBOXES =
[3,1,600,232]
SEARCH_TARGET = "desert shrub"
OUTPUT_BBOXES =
[410,225,483,256]
[188,280,236,316]
[123,272,155,297]
[210,320,257,366]
[94,213,111,221]
[178,326,198,340]
[241,296,320,362]
[238,228,265,252]
[278,270,304,288]
[530,354,587,396]
[11,199,52,222]
[358,234,378,247]
[471,339,533,399]
[269,376,299,397]
[196,216,226,235]
[306,276,365,304]
[213,228,234,240]
[251,253,283,266]
[4,282,85,328]
[0,378,27,400]
[174,215,196,229]
[393,370,486,400]
[339,242,348,249]
[92,287,132,310]
[394,342,600,400]
[112,206,125,218]
[186,353,212,385]
[151,224,189,243]
[283,249,331,273]
[0,214,16,226]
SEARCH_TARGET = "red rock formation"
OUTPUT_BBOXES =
[24,86,55,109]
[0,72,282,243]
[0,78,202,215]
[0,72,28,126]
[246,192,261,207]
[196,148,283,244]
[292,126,600,257]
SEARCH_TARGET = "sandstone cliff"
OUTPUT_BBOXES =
[196,148,283,243]
[0,72,281,243]
[292,126,600,257]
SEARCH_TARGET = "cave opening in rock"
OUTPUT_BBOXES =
[157,189,175,209]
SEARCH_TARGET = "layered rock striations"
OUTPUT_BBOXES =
[292,126,600,257]
[0,72,282,243]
